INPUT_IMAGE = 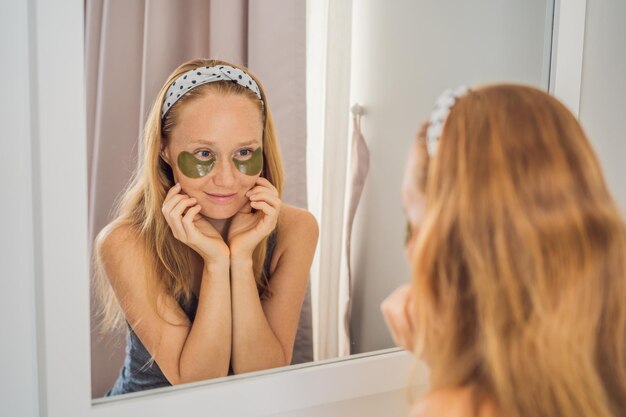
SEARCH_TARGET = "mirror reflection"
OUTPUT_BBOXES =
[89,0,555,399]
[93,58,318,397]
[338,0,554,357]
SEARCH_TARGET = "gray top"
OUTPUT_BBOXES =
[106,233,276,396]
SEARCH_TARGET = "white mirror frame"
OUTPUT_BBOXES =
[5,0,585,416]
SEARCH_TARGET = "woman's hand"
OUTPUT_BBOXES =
[381,284,417,352]
[162,183,230,264]
[227,177,281,259]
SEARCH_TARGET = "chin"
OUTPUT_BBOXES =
[199,202,244,220]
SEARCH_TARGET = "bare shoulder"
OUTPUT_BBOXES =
[266,204,319,273]
[276,204,319,245]
[410,388,501,417]
[409,388,470,417]
[95,221,147,286]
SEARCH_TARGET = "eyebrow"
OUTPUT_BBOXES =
[188,139,260,147]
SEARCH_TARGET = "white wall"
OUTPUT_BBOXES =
[579,0,626,213]
[348,0,554,353]
[0,1,41,417]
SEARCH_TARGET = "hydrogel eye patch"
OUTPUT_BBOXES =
[177,147,263,179]
[177,151,216,178]
[233,147,263,176]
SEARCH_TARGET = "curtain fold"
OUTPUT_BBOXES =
[87,0,309,398]
[339,112,370,355]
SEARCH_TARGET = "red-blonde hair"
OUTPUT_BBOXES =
[410,84,626,416]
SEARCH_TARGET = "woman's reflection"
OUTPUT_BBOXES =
[94,58,318,396]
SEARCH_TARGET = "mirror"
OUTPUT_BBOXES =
[345,0,555,355]
[89,0,555,399]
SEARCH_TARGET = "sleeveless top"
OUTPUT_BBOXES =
[105,233,277,396]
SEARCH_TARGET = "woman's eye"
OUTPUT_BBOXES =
[195,150,213,159]
[235,149,253,159]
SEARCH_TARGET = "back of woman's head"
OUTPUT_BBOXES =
[412,84,626,417]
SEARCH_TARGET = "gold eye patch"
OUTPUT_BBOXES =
[177,147,263,178]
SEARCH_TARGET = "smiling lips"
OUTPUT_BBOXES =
[205,192,238,204]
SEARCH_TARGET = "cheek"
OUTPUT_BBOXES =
[403,186,426,228]
[238,173,260,191]
[178,177,203,197]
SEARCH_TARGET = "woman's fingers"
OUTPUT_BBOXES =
[162,193,186,214]
[249,201,279,234]
[383,306,413,351]
[250,201,276,218]
[254,176,276,190]
[171,196,196,217]
[162,183,192,215]
[381,285,415,352]
[245,182,281,231]
[166,196,197,241]
[181,204,203,241]
[248,191,281,209]
[385,311,411,349]
[164,182,182,200]
[246,179,279,198]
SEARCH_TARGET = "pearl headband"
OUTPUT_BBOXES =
[161,64,263,119]
[425,86,470,156]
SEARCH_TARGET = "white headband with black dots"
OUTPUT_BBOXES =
[425,86,470,156]
[161,65,263,119]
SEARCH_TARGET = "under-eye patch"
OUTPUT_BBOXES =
[232,147,263,176]
[177,151,216,178]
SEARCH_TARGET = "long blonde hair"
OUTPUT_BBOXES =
[411,84,626,416]
[94,58,284,332]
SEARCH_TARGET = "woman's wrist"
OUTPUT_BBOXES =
[202,253,230,272]
[199,240,230,262]
[228,242,255,261]
[229,251,254,267]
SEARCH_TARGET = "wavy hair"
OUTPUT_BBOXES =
[410,84,626,416]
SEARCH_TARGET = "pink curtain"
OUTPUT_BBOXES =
[86,0,310,398]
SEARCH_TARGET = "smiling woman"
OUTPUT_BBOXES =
[93,59,319,396]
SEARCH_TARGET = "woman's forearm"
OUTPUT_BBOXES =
[177,260,232,383]
[230,256,287,374]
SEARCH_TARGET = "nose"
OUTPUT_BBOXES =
[211,157,237,188]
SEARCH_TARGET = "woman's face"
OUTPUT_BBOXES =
[401,135,428,259]
[162,92,264,220]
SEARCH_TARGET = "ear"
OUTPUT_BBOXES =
[160,145,171,166]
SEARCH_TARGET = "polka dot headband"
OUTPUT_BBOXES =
[425,86,470,156]
[161,64,263,119]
